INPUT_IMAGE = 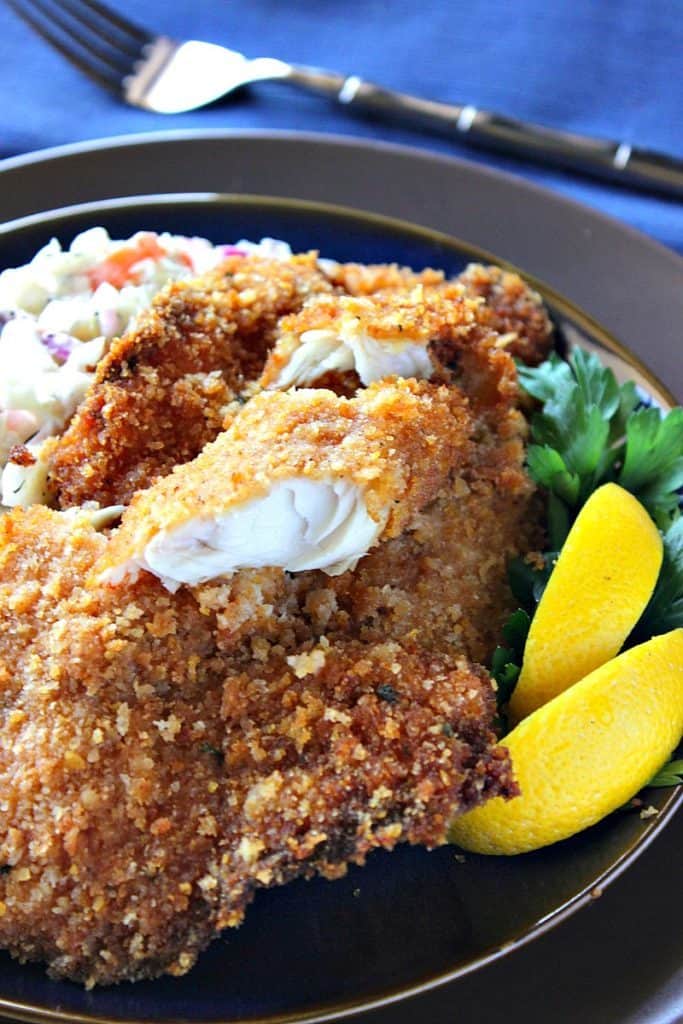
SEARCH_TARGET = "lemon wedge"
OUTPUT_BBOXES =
[449,629,683,855]
[510,483,663,722]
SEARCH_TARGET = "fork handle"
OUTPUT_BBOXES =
[284,66,683,199]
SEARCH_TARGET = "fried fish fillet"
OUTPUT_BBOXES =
[279,396,539,666]
[254,292,540,664]
[48,254,333,508]
[259,287,481,391]
[97,378,474,590]
[259,285,521,421]
[95,296,537,663]
[328,260,553,365]
[455,263,553,366]
[47,256,550,511]
[0,505,515,986]
[0,253,548,988]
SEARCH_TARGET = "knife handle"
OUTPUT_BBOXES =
[284,66,683,199]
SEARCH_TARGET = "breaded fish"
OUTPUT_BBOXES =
[329,260,553,365]
[252,286,541,664]
[455,263,553,366]
[48,254,333,508]
[0,505,515,986]
[259,287,481,391]
[279,395,539,666]
[98,378,474,590]
[260,285,522,430]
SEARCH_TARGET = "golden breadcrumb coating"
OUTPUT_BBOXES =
[97,378,474,584]
[271,287,480,345]
[329,259,553,365]
[258,286,482,390]
[46,256,550,510]
[277,400,539,665]
[327,261,446,294]
[260,284,522,428]
[48,254,333,508]
[0,506,515,986]
[455,263,553,366]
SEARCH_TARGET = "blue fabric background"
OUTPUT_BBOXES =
[0,0,681,251]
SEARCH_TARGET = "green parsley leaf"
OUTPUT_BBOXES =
[647,758,683,788]
[610,380,640,442]
[571,347,621,419]
[617,407,683,527]
[634,517,683,638]
[491,648,520,706]
[520,349,630,509]
[491,609,530,707]
[519,348,683,533]
[547,491,571,550]
[508,553,556,609]
[502,608,532,651]
[526,446,580,506]
[517,352,573,403]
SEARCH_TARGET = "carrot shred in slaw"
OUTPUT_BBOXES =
[87,234,168,289]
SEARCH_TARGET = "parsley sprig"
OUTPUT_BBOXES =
[491,609,530,707]
[518,349,683,536]
[632,516,683,638]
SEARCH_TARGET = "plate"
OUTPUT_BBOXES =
[1,130,682,400]
[0,138,681,1024]
[0,192,680,1024]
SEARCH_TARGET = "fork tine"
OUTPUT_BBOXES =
[16,0,140,73]
[7,0,123,93]
[56,0,151,55]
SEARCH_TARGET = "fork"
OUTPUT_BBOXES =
[8,0,683,199]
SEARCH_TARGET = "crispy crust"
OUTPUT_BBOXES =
[278,402,540,666]
[97,378,475,582]
[327,261,446,294]
[0,506,515,985]
[259,284,526,427]
[270,287,481,344]
[46,257,550,511]
[455,264,553,366]
[258,286,484,391]
[329,260,553,365]
[48,254,332,508]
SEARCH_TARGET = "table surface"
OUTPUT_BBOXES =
[0,0,682,254]
[0,2,682,1021]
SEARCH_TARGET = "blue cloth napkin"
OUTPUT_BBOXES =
[0,0,681,254]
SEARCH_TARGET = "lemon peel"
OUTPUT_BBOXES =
[449,629,683,855]
[510,483,663,723]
